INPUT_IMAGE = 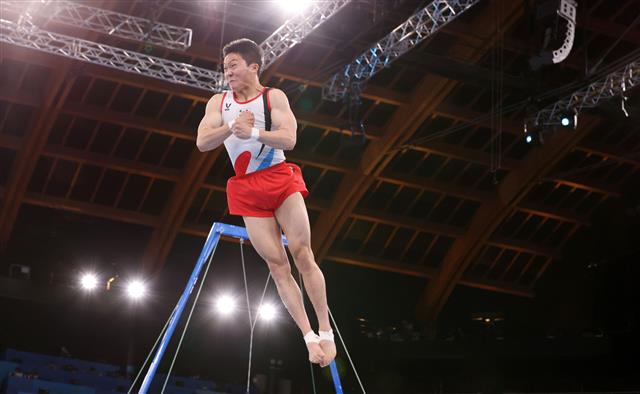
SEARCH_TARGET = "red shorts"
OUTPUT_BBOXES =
[226,162,309,217]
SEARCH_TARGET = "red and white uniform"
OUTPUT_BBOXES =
[221,87,308,217]
[220,87,285,176]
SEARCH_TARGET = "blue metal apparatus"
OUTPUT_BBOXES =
[138,222,343,394]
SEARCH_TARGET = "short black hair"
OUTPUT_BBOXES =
[222,38,263,72]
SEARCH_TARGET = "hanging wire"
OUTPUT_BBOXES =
[489,0,505,185]
[126,311,173,394]
[544,149,640,181]
[159,239,221,393]
[588,13,640,75]
[489,2,496,178]
[240,239,253,394]
[496,0,505,182]
[240,240,254,325]
[217,0,228,84]
[328,309,367,394]
[241,238,272,394]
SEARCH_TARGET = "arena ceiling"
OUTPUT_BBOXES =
[0,0,638,328]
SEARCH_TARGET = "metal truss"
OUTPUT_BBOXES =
[0,18,224,91]
[533,59,639,127]
[0,1,351,93]
[260,0,352,71]
[322,0,480,101]
[1,0,192,50]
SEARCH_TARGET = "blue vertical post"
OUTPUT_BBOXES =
[139,223,223,393]
[329,361,344,394]
[138,222,344,394]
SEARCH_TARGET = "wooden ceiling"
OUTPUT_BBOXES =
[0,0,638,326]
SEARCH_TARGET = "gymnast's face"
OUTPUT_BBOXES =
[223,53,258,91]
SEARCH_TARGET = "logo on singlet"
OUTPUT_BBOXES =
[224,103,231,111]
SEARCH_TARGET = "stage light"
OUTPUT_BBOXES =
[276,0,313,14]
[559,111,577,129]
[525,132,534,144]
[258,303,277,321]
[80,273,98,291]
[126,279,147,300]
[215,294,237,316]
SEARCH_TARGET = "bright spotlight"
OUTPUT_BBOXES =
[215,295,237,316]
[559,111,577,129]
[525,133,534,144]
[80,273,98,291]
[126,279,147,300]
[258,303,277,322]
[277,0,313,14]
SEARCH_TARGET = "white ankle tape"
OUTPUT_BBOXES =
[303,331,320,344]
[318,330,334,342]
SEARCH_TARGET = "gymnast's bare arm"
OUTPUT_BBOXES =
[256,88,297,151]
[196,94,231,152]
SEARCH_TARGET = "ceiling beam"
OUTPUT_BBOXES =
[550,175,622,198]
[141,148,223,273]
[517,201,590,226]
[351,207,558,258]
[326,252,533,297]
[0,135,229,191]
[378,170,492,203]
[576,143,640,169]
[0,65,76,250]
[0,85,41,107]
[457,277,534,298]
[43,144,182,182]
[486,237,559,260]
[416,118,601,327]
[23,192,159,227]
[0,1,125,250]
[62,102,193,140]
[351,208,464,239]
[0,134,20,150]
[327,252,436,279]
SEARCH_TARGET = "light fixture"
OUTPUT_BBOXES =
[258,303,277,322]
[215,294,237,316]
[126,279,147,300]
[524,132,535,144]
[276,0,313,15]
[80,272,98,291]
[558,111,577,129]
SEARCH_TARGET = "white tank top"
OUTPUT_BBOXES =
[220,87,286,176]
